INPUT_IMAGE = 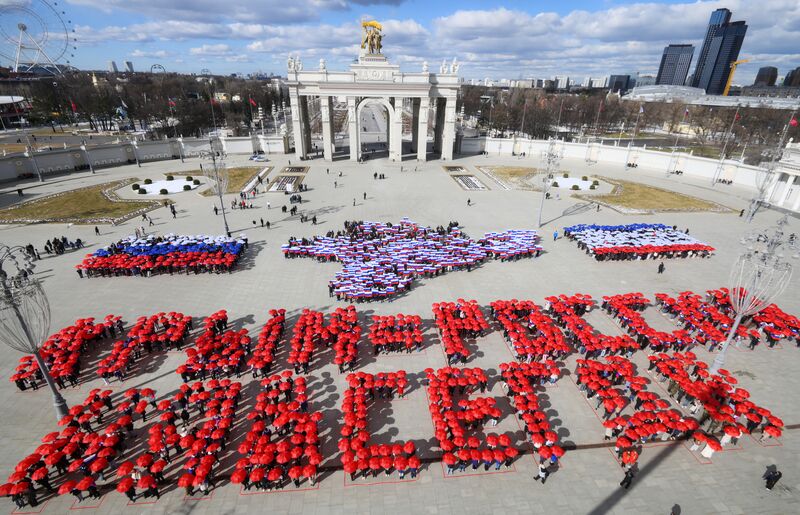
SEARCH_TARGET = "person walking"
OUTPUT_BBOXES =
[467,198,471,206]
[334,181,337,188]
[267,201,271,210]
[533,463,549,484]
[764,468,782,490]
[363,192,367,200]
[95,226,100,236]
[620,468,635,489]
[214,206,219,216]
[353,198,356,206]
[553,230,558,241]
[260,218,264,227]
[657,262,665,274]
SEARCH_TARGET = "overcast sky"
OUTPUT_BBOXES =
[7,0,799,83]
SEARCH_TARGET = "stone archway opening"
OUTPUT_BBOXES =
[355,97,395,162]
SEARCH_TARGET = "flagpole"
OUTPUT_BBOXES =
[593,100,603,137]
[711,105,740,186]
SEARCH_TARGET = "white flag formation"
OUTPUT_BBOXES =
[563,223,715,261]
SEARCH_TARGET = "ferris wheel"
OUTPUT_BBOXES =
[0,0,76,75]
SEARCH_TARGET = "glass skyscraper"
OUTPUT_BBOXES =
[690,8,748,95]
[656,44,694,86]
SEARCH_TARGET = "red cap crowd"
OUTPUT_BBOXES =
[602,293,694,353]
[176,310,249,383]
[247,309,287,379]
[432,300,490,365]
[490,299,570,361]
[232,373,321,491]
[339,372,419,480]
[547,295,639,357]
[368,314,423,354]
[11,316,120,392]
[98,312,192,384]
[425,367,522,474]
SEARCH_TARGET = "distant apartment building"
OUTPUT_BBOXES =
[107,61,118,73]
[124,61,134,73]
[608,74,633,93]
[753,67,778,87]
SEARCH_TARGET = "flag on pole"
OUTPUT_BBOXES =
[70,100,77,113]
[210,98,219,105]
[249,97,257,107]
[735,112,741,121]
[683,107,689,119]
[168,99,176,107]
[791,116,798,127]
[120,99,128,109]
[639,105,644,114]
[598,100,604,112]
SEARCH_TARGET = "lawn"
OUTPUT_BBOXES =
[486,166,538,179]
[0,180,157,224]
[183,166,265,196]
[586,177,728,212]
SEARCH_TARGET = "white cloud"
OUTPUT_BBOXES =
[130,49,169,58]
[189,44,233,56]
[71,1,800,82]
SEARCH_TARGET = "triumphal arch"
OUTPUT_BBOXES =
[286,21,461,162]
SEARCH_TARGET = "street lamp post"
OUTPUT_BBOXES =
[0,244,69,420]
[709,215,797,374]
[201,143,231,236]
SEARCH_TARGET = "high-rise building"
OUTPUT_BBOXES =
[107,60,118,73]
[753,66,778,87]
[656,44,694,85]
[124,61,134,73]
[784,67,800,87]
[554,76,570,89]
[608,74,632,93]
[691,8,748,95]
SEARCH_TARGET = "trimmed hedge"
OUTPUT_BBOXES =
[552,181,559,188]
[183,185,191,191]
[132,184,140,190]
[159,188,168,195]
[138,188,147,194]
[144,178,152,185]
[166,175,174,181]
[571,185,580,190]
[582,175,589,181]
[185,176,193,181]
[193,179,200,185]
[562,172,569,178]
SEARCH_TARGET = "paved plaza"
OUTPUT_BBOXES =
[0,152,798,515]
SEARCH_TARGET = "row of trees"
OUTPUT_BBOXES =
[9,72,287,138]
[459,85,799,163]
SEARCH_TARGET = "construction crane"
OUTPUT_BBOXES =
[723,59,750,96]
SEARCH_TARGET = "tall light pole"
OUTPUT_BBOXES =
[201,143,231,236]
[537,138,561,228]
[709,215,797,374]
[0,244,69,420]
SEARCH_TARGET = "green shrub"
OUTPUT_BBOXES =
[138,188,147,194]
[132,183,140,190]
[551,181,559,188]
[185,176,193,181]
[183,185,191,191]
[571,185,580,190]
[159,188,168,195]
[589,184,597,190]
[144,178,152,185]
[592,180,600,186]
[562,172,569,178]
[582,175,588,181]
[166,175,174,181]
[193,179,200,185]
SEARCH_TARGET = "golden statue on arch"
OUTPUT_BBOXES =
[361,20,383,55]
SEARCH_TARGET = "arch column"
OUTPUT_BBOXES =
[348,96,359,161]
[320,96,334,161]
[417,97,429,161]
[289,89,308,160]
[441,97,456,160]
[390,97,404,161]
